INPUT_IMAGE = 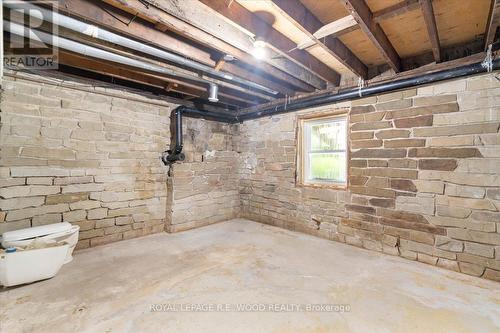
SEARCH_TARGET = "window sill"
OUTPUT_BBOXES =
[297,182,347,190]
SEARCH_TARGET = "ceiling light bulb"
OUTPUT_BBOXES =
[252,37,268,60]
[253,39,266,48]
[252,46,268,60]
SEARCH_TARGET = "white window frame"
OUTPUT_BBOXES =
[297,112,348,189]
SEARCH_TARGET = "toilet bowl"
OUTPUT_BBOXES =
[0,243,69,287]
[1,222,80,264]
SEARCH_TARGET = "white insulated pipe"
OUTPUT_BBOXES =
[3,1,278,96]
[4,20,219,102]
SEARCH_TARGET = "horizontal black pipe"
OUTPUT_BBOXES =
[180,106,238,123]
[163,58,499,164]
[238,58,500,121]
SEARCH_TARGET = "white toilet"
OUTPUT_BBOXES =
[0,222,80,287]
[0,243,69,287]
[1,222,80,263]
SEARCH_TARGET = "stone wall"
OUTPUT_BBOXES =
[238,73,500,282]
[0,73,171,249]
[166,117,240,232]
[0,72,238,249]
[2,70,500,281]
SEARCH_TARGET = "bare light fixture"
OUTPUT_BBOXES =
[251,36,268,60]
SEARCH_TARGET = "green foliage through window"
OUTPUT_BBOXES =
[303,116,347,185]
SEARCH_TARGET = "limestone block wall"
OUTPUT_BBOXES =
[238,73,500,282]
[0,73,172,249]
[1,70,499,281]
[166,118,240,232]
[0,72,240,249]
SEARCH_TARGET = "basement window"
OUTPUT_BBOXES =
[298,113,348,188]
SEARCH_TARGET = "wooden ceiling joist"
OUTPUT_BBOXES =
[342,0,401,72]
[373,0,421,23]
[214,59,225,71]
[129,0,326,90]
[197,0,341,85]
[59,0,215,66]
[221,61,296,96]
[269,0,368,79]
[297,15,358,50]
[241,51,490,115]
[57,0,297,97]
[368,37,486,78]
[47,0,492,111]
[419,0,441,62]
[485,0,500,50]
[58,52,254,108]
[101,0,318,93]
[64,22,276,103]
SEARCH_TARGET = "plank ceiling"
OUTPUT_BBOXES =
[239,0,492,71]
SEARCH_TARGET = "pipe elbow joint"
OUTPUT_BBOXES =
[161,150,185,165]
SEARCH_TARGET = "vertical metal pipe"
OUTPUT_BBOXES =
[160,106,239,165]
[208,83,219,103]
[162,106,186,165]
[174,107,183,154]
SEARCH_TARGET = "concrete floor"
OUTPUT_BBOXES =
[1,219,499,333]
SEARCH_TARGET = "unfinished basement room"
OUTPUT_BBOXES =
[1,0,500,331]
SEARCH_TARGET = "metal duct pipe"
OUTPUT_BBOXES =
[161,106,238,165]
[4,20,219,101]
[239,58,500,121]
[208,83,219,103]
[4,1,278,96]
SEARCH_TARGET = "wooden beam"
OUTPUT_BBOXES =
[214,59,225,71]
[342,0,401,72]
[373,0,421,23]
[221,61,296,96]
[241,52,490,114]
[198,0,341,84]
[133,0,326,89]
[56,0,294,97]
[314,15,358,39]
[270,0,368,79]
[419,0,441,62]
[58,51,255,107]
[59,22,276,102]
[485,0,500,49]
[368,37,486,78]
[370,52,489,84]
[58,0,215,65]
[102,0,316,92]
[297,15,358,50]
[163,82,178,92]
